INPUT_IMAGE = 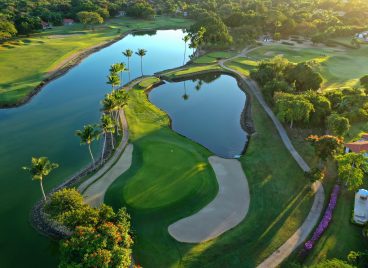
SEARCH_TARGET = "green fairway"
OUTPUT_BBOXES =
[161,64,222,80]
[247,44,368,90]
[192,51,236,64]
[0,16,193,106]
[105,75,314,267]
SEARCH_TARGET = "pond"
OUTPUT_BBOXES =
[0,29,191,267]
[149,74,248,158]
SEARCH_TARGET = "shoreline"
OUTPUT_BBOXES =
[152,70,255,159]
[0,26,186,109]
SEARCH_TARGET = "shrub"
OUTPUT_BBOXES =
[304,185,340,251]
[44,188,84,218]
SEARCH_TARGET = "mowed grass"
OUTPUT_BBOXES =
[105,75,314,267]
[0,16,193,105]
[224,57,258,76]
[137,77,160,89]
[105,87,218,267]
[162,64,222,80]
[247,44,368,90]
[193,51,236,64]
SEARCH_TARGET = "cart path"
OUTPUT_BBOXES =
[219,48,325,268]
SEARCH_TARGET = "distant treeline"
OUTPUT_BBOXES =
[1,0,368,46]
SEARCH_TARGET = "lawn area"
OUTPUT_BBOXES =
[105,74,314,267]
[0,16,193,106]
[192,51,237,64]
[161,64,222,80]
[137,77,161,89]
[224,57,258,76]
[247,44,368,90]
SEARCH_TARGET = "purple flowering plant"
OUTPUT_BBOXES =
[304,184,340,251]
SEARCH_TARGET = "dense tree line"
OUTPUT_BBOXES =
[2,0,368,44]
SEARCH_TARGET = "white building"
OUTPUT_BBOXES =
[354,189,368,224]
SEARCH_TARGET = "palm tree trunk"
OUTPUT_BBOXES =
[140,57,143,76]
[101,133,107,160]
[40,180,46,202]
[120,72,123,86]
[110,132,115,149]
[88,144,95,166]
[183,43,187,65]
[290,120,293,129]
[128,58,131,82]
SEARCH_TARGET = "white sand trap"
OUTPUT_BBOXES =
[168,156,250,243]
[82,144,133,207]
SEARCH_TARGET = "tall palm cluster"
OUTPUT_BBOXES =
[107,48,148,91]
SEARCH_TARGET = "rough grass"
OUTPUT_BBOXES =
[105,74,314,267]
[0,16,193,105]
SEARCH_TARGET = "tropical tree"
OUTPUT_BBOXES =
[326,113,350,137]
[77,11,103,30]
[22,157,59,201]
[335,152,368,191]
[182,81,189,100]
[135,48,147,76]
[100,114,116,154]
[109,64,120,74]
[106,74,120,90]
[182,34,190,65]
[274,92,314,128]
[122,49,133,81]
[117,62,126,86]
[75,125,100,167]
[110,90,129,124]
[307,135,344,167]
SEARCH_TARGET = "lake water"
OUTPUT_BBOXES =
[149,73,247,158]
[0,29,191,267]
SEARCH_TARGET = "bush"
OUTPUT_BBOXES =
[44,188,84,218]
[360,75,368,89]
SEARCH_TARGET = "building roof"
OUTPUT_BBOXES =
[345,141,368,153]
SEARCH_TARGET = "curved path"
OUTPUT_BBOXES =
[81,144,133,207]
[79,77,148,205]
[168,156,250,243]
[220,49,325,267]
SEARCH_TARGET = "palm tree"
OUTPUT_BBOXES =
[100,114,116,156]
[106,74,120,90]
[22,157,59,201]
[123,49,133,81]
[111,90,129,125]
[117,62,126,86]
[75,125,100,167]
[109,64,120,74]
[182,81,189,100]
[135,48,147,76]
[183,34,190,65]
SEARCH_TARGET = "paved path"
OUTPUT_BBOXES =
[81,144,133,207]
[79,109,130,193]
[79,77,148,204]
[168,156,250,243]
[219,49,325,267]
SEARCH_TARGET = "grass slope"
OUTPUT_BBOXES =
[105,76,314,267]
[0,16,193,105]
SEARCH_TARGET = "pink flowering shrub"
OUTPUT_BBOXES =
[304,184,340,251]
